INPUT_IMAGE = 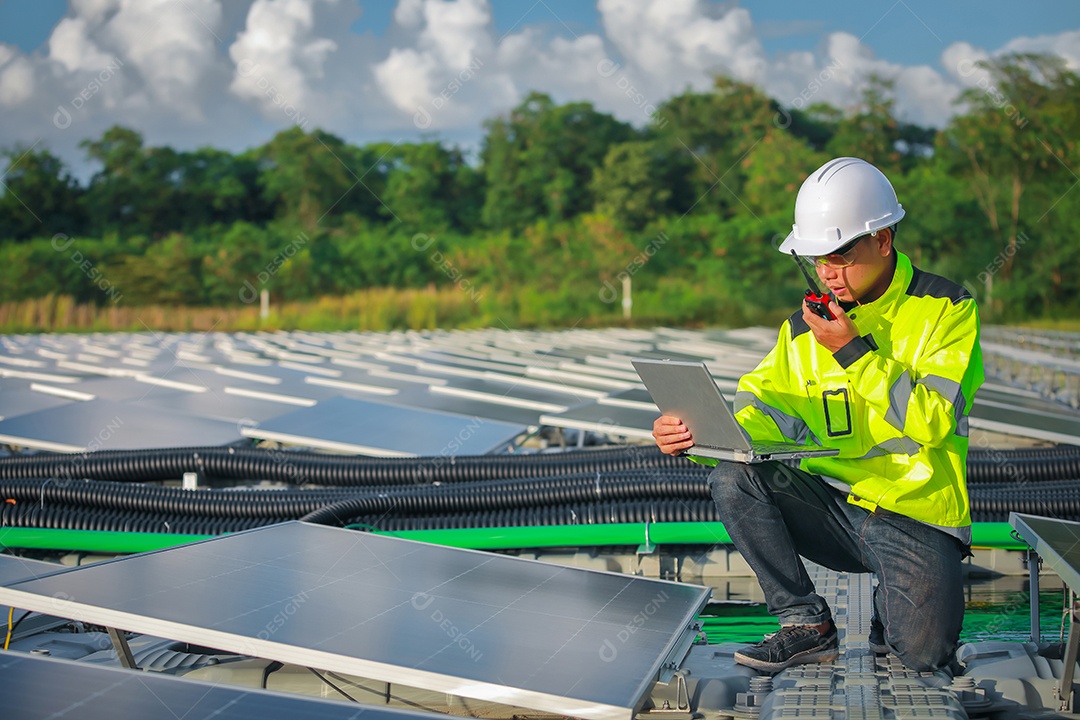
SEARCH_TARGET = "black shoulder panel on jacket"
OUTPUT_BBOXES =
[907,266,972,304]
[788,308,810,339]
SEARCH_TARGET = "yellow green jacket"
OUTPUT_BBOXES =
[694,252,983,541]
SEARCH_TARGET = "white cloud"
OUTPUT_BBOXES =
[0,0,1077,183]
[229,0,339,120]
[373,0,493,121]
[393,0,425,29]
[777,31,962,126]
[941,41,992,87]
[599,0,766,90]
[47,17,115,73]
[373,47,440,112]
[893,65,961,126]
[1002,29,1080,70]
[0,54,34,106]
[69,0,121,26]
[105,0,223,113]
[39,0,226,117]
[593,2,963,126]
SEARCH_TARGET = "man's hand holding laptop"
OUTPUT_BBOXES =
[652,415,693,456]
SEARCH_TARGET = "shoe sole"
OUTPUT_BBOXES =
[733,646,839,672]
[869,642,889,655]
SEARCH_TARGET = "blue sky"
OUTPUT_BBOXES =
[4,1,1075,67]
[0,0,1078,174]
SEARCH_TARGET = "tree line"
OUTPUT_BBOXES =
[1,53,1077,329]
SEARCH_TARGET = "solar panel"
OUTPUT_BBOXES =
[1010,513,1080,592]
[0,555,65,587]
[0,384,75,420]
[137,390,301,424]
[539,402,656,441]
[970,400,1080,445]
[52,376,198,402]
[0,522,710,720]
[524,367,637,391]
[424,375,585,405]
[0,556,71,641]
[0,652,430,720]
[242,395,528,457]
[0,398,244,452]
[288,377,548,428]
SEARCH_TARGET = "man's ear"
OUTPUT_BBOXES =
[876,227,893,257]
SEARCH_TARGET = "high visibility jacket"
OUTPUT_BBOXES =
[693,252,983,541]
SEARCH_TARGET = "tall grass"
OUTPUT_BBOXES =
[0,288,492,334]
[0,282,797,335]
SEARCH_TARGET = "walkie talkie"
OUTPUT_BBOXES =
[790,250,834,320]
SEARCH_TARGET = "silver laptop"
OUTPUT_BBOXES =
[632,358,839,463]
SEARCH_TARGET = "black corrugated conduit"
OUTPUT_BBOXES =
[296,473,711,526]
[0,445,1077,486]
[965,453,1080,483]
[0,445,691,485]
[968,479,1080,521]
[345,501,724,530]
[0,445,1078,533]
[0,472,709,520]
[3,477,1080,532]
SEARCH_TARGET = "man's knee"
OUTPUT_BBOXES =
[708,462,765,505]
[889,629,957,673]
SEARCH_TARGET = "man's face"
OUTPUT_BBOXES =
[815,230,894,304]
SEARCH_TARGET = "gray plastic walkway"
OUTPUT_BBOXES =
[744,566,978,720]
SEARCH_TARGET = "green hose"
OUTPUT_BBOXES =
[0,522,1025,553]
[0,528,214,553]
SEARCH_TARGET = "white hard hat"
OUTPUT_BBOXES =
[779,157,905,256]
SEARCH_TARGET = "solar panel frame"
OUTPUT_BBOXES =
[1010,513,1080,592]
[0,522,710,720]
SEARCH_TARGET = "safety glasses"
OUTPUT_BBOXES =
[811,234,868,268]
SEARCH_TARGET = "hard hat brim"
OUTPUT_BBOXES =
[778,230,848,257]
[778,208,904,257]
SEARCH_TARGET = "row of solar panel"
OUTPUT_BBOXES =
[1,327,1079,456]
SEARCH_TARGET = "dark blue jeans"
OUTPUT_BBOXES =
[708,460,966,672]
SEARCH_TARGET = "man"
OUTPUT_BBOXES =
[653,157,983,674]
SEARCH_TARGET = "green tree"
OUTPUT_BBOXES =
[938,53,1080,310]
[257,127,360,228]
[825,75,902,173]
[741,129,825,217]
[591,141,685,230]
[108,234,202,305]
[480,92,635,230]
[651,77,778,219]
[82,126,152,235]
[174,148,270,230]
[0,146,84,240]
[784,102,841,152]
[890,162,983,275]
[381,142,483,231]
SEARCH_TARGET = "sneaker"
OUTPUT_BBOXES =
[869,617,889,655]
[734,623,839,672]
